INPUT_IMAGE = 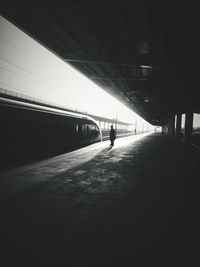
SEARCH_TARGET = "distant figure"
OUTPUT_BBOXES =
[110,125,116,147]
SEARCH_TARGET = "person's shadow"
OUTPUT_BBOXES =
[105,145,113,152]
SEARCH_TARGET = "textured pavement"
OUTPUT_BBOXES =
[0,133,200,266]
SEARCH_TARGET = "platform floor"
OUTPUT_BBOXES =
[0,133,200,266]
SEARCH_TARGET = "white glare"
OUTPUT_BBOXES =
[0,15,153,127]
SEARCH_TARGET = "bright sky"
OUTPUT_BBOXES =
[0,15,151,126]
[193,114,200,129]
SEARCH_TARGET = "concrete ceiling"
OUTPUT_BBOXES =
[1,0,199,125]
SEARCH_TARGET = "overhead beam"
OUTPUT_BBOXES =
[65,58,157,69]
[1,0,146,11]
[66,58,138,67]
[88,75,147,81]
[64,51,154,67]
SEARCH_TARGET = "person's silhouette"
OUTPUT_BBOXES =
[109,125,116,147]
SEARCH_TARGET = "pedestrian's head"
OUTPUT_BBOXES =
[111,125,113,129]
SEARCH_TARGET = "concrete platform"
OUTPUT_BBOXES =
[0,133,200,266]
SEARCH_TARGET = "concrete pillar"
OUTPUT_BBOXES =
[162,119,169,135]
[171,115,175,137]
[168,115,175,137]
[175,113,182,139]
[184,104,193,144]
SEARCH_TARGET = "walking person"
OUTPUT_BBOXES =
[109,125,116,147]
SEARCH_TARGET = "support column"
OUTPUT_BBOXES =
[162,121,168,135]
[175,113,182,139]
[171,115,175,137]
[168,115,175,137]
[184,104,193,144]
[167,120,171,136]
